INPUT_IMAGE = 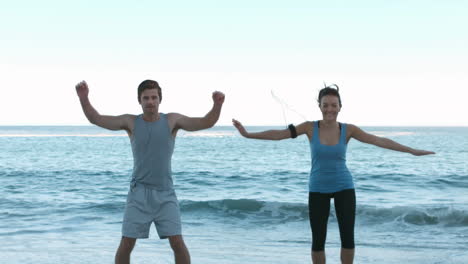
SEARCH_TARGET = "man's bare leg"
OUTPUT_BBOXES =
[169,235,190,264]
[115,237,136,264]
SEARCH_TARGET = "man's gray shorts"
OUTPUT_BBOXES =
[122,183,182,239]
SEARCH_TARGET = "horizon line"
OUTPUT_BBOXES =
[0,124,467,128]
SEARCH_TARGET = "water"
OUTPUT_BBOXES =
[1,126,467,263]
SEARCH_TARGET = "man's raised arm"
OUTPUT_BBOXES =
[172,91,225,132]
[75,81,133,132]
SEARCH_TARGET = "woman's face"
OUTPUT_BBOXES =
[319,95,341,121]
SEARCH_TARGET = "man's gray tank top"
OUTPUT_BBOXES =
[130,113,174,190]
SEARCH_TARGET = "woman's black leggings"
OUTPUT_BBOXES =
[308,189,356,251]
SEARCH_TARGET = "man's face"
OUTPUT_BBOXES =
[139,89,160,114]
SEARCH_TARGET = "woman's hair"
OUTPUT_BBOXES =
[317,84,341,107]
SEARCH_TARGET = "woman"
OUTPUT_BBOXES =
[232,85,434,264]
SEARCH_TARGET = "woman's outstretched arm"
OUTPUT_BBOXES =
[232,119,311,140]
[349,124,435,156]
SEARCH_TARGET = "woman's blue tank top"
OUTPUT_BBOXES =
[309,121,354,193]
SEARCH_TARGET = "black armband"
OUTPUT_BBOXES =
[288,124,297,138]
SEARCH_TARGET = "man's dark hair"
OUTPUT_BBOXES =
[137,80,162,103]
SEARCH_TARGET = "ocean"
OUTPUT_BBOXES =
[0,125,467,264]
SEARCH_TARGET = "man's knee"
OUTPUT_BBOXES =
[118,237,137,253]
[169,235,186,252]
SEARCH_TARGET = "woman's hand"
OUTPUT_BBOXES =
[232,119,249,137]
[410,149,436,156]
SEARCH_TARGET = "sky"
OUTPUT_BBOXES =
[1,0,467,126]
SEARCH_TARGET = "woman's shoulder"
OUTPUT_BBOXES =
[340,122,357,128]
[295,121,314,136]
[300,121,315,128]
[342,123,361,137]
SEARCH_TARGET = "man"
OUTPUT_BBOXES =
[75,79,225,264]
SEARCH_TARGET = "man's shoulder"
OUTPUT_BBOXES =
[165,112,185,121]
[120,114,138,123]
[118,114,138,132]
[165,112,181,117]
[118,114,136,119]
